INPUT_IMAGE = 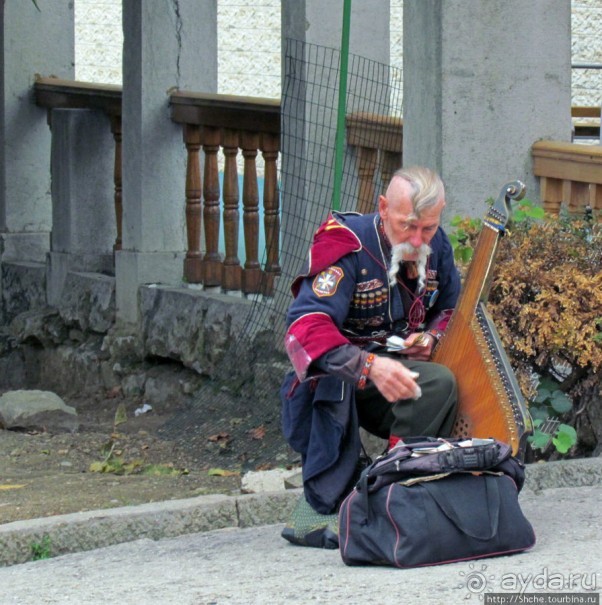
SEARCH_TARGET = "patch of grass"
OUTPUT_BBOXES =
[30,535,52,561]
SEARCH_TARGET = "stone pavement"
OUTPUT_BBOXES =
[0,458,601,604]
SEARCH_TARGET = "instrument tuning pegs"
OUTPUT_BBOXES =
[504,180,526,202]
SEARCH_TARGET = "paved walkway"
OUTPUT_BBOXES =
[1,459,601,604]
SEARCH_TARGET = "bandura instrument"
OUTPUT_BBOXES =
[432,181,533,458]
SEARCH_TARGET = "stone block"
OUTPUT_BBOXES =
[0,389,79,433]
[139,285,254,377]
[1,262,47,324]
[241,468,301,494]
[59,271,115,333]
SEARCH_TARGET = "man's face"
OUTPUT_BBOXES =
[379,180,445,261]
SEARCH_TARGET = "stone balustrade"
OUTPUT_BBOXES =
[33,76,601,306]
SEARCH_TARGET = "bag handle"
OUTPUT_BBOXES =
[424,475,500,540]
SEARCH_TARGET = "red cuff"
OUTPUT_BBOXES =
[285,313,350,380]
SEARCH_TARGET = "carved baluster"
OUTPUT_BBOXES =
[260,132,281,296]
[241,131,261,294]
[202,126,222,287]
[222,129,242,291]
[381,150,402,192]
[540,176,563,215]
[110,115,122,252]
[183,124,203,283]
[567,180,590,215]
[356,146,378,214]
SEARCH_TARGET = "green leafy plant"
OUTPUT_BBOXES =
[527,378,577,454]
[448,215,480,266]
[30,535,52,561]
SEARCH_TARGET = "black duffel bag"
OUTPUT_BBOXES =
[338,437,536,568]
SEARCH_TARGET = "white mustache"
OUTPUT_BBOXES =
[388,242,431,290]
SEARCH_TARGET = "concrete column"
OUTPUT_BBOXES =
[116,0,217,325]
[403,0,572,218]
[0,1,74,262]
[47,109,115,305]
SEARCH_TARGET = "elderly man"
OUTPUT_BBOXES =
[280,166,461,548]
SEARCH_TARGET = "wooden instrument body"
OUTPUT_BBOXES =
[432,182,533,458]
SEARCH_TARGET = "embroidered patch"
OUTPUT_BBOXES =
[427,269,438,280]
[312,266,344,297]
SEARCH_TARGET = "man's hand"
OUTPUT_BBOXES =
[401,332,436,361]
[368,355,421,402]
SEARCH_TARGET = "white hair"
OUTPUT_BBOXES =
[388,242,431,290]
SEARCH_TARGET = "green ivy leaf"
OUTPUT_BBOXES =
[529,407,549,422]
[557,423,577,440]
[529,429,552,449]
[534,388,552,403]
[538,377,560,391]
[551,424,577,454]
[460,247,473,263]
[512,209,527,222]
[552,433,574,453]
[526,206,546,219]
[549,391,572,414]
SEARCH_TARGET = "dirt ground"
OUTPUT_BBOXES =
[0,387,298,525]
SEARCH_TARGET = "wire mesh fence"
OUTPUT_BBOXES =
[159,40,404,472]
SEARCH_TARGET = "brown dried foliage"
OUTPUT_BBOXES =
[455,209,601,454]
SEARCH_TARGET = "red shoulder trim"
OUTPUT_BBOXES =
[291,214,362,297]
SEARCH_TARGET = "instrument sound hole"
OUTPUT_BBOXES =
[452,415,471,439]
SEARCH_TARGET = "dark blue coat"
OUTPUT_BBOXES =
[281,211,461,514]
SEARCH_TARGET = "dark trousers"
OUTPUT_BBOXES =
[355,357,458,440]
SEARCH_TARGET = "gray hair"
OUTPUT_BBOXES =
[390,166,445,218]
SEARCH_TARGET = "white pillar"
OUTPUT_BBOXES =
[403,0,572,218]
[116,0,218,325]
[0,1,74,262]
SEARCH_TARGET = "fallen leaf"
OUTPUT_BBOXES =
[255,463,273,471]
[248,425,266,440]
[114,403,128,426]
[208,432,230,443]
[142,464,188,477]
[208,468,240,477]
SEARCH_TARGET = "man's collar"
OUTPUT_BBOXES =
[377,218,392,252]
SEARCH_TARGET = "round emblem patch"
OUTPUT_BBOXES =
[312,266,344,297]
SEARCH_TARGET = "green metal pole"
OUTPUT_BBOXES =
[331,0,352,211]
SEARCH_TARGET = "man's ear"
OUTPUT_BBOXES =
[378,195,387,217]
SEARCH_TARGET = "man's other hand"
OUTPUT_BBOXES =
[401,332,435,361]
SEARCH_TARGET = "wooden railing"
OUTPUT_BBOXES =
[532,140,602,219]
[33,79,601,296]
[346,112,403,214]
[571,105,601,141]
[169,91,281,295]
[34,77,124,250]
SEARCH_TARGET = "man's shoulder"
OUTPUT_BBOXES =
[331,210,376,230]
[312,211,372,252]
